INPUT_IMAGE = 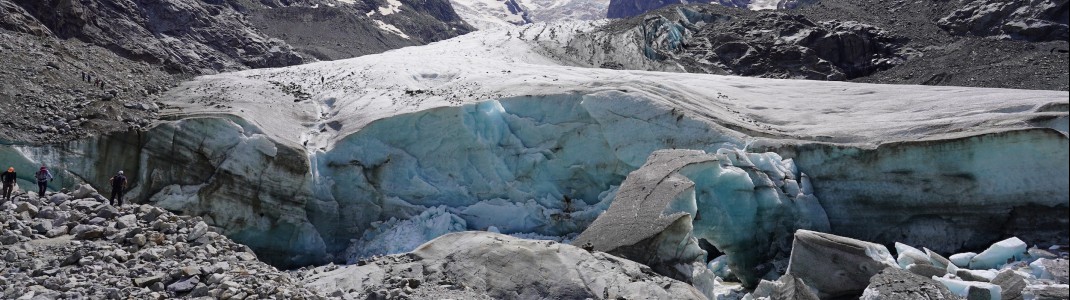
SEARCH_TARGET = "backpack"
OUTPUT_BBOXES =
[36,170,50,182]
[112,175,127,188]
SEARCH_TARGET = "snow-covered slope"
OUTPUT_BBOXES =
[450,0,609,29]
[3,23,1066,268]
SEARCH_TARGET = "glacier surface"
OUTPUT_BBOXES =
[0,23,1066,269]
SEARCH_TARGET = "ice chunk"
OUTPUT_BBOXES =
[951,252,978,268]
[970,237,1027,270]
[932,276,1002,300]
[344,206,466,262]
[896,242,930,269]
[708,255,732,279]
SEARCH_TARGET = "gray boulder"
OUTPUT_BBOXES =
[303,231,706,299]
[750,274,820,300]
[861,267,958,300]
[785,230,897,298]
[991,270,1027,300]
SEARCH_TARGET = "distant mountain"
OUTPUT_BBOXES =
[450,0,610,29]
[606,0,814,19]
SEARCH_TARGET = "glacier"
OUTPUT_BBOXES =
[0,23,1066,272]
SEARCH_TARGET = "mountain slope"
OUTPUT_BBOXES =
[0,0,472,144]
[450,0,609,29]
[598,0,1068,90]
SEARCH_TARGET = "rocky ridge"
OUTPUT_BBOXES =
[599,0,1068,90]
[0,186,325,299]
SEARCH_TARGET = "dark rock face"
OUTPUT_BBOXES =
[639,9,907,80]
[604,0,1068,90]
[246,3,470,61]
[11,0,305,74]
[608,0,711,19]
[938,0,1068,42]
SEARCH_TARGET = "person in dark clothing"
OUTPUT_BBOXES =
[2,167,16,202]
[109,170,128,206]
[34,165,53,198]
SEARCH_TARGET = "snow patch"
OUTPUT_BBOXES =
[372,19,411,39]
[377,0,403,15]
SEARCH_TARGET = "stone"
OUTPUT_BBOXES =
[131,234,147,246]
[167,277,199,293]
[190,284,210,297]
[236,252,257,261]
[105,288,121,299]
[907,264,947,278]
[187,222,208,243]
[785,230,897,298]
[72,224,104,240]
[751,274,820,300]
[48,194,70,205]
[45,226,68,238]
[180,266,202,277]
[1041,258,1068,284]
[31,221,53,234]
[133,275,164,288]
[303,232,706,299]
[0,234,19,245]
[15,202,39,217]
[207,274,226,285]
[1025,284,1070,300]
[991,270,1027,300]
[71,184,98,199]
[140,207,165,222]
[115,214,137,229]
[966,285,994,300]
[95,205,120,219]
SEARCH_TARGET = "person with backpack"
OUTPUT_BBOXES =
[2,167,16,202]
[109,170,128,206]
[34,165,53,198]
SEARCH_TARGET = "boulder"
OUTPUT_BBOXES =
[861,267,958,300]
[750,274,820,300]
[71,184,97,199]
[991,270,1027,300]
[71,224,104,240]
[907,264,948,278]
[785,230,897,298]
[303,231,706,299]
[15,202,39,217]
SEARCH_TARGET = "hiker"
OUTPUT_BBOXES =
[34,165,53,198]
[109,170,127,206]
[2,167,16,202]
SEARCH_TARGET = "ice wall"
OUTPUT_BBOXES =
[791,128,1070,253]
[310,93,745,260]
[2,117,329,267]
[2,94,1066,270]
